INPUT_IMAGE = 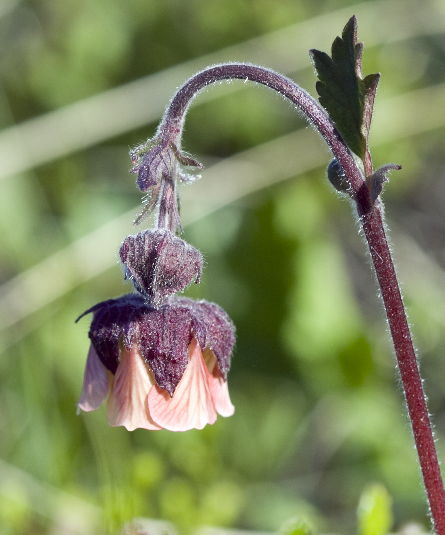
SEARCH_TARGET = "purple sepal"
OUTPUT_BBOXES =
[137,303,195,395]
[85,294,146,373]
[173,298,235,379]
[120,230,203,307]
[193,300,235,378]
[77,294,235,396]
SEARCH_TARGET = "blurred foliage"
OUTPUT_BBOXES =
[280,517,314,535]
[358,484,393,535]
[1,0,445,534]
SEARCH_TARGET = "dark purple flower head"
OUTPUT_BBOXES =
[120,229,203,307]
[77,293,235,431]
[77,293,235,396]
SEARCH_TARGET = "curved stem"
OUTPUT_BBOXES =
[158,63,366,199]
[154,62,445,532]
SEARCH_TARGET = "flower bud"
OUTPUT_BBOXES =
[130,139,170,192]
[130,138,203,193]
[120,229,203,307]
[327,158,350,193]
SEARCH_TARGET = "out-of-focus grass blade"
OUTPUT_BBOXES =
[357,484,392,535]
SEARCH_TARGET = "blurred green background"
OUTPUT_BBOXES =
[1,0,445,533]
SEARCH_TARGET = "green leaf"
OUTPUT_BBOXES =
[310,16,380,159]
[357,484,393,535]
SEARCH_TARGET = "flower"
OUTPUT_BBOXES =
[77,293,235,431]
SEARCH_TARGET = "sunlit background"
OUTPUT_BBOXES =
[1,0,445,533]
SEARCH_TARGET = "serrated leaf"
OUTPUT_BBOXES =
[310,16,379,161]
[357,484,393,535]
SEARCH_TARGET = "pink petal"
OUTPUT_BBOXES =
[78,345,111,413]
[107,345,161,431]
[204,350,235,417]
[208,373,235,417]
[147,338,217,431]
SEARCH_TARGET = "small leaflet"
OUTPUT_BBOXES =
[310,16,380,162]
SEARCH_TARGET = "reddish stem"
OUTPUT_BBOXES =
[359,201,445,533]
[155,63,445,532]
[158,63,365,196]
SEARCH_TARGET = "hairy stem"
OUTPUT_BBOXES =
[156,62,445,532]
[156,176,180,232]
[359,202,445,533]
[158,63,365,196]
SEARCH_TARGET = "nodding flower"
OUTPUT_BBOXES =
[77,230,235,432]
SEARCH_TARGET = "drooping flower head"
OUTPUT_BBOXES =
[77,294,235,431]
[77,226,236,431]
